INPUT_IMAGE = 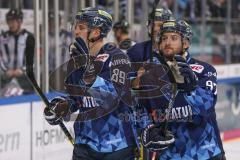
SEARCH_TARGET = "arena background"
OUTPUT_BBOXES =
[0,0,240,159]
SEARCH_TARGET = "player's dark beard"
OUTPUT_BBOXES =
[164,54,174,61]
[163,44,184,61]
[162,45,174,60]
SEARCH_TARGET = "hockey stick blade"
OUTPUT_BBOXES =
[25,35,74,145]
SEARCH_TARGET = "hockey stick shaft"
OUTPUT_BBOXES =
[149,0,178,132]
[163,83,177,131]
[150,0,160,62]
[25,35,74,145]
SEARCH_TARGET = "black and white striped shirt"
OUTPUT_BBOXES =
[0,29,33,72]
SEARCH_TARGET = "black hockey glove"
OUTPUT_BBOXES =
[69,37,89,71]
[44,97,70,125]
[141,124,175,152]
[69,37,89,57]
[175,55,198,92]
[69,37,97,82]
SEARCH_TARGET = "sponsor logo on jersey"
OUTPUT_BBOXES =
[190,64,204,73]
[109,58,130,67]
[167,105,193,121]
[152,105,193,122]
[95,54,109,62]
[82,96,99,108]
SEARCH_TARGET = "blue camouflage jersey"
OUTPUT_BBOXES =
[127,43,224,159]
[65,43,140,153]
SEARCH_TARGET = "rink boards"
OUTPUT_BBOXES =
[0,95,74,160]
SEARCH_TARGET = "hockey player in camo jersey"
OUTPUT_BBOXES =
[42,7,155,160]
[155,20,226,159]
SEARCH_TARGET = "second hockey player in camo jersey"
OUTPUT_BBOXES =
[155,19,226,160]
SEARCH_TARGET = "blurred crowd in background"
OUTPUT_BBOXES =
[0,0,240,97]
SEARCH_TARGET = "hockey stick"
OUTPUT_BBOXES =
[149,0,178,134]
[149,1,177,159]
[149,0,160,62]
[25,34,74,145]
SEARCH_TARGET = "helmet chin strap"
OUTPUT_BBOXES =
[86,29,102,56]
[178,37,186,56]
[176,42,185,57]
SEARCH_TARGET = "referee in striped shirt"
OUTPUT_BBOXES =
[0,8,34,96]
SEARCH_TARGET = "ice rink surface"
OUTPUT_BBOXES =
[223,138,240,159]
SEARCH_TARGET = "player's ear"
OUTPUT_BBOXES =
[93,28,101,37]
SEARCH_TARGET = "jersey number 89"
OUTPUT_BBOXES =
[111,68,126,85]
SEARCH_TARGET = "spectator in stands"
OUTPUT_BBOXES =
[185,0,212,20]
[160,0,189,19]
[48,11,72,72]
[184,0,197,22]
[208,0,226,18]
[231,0,240,18]
[0,8,34,97]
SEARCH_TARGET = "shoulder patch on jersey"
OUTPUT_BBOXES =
[103,42,117,51]
[95,53,109,62]
[190,64,204,73]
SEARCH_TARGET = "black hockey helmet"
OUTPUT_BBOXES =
[178,20,193,41]
[160,20,190,39]
[113,21,129,34]
[6,8,23,21]
[147,8,174,26]
[48,11,61,21]
[75,7,113,39]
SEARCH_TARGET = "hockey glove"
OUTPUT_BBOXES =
[174,55,198,92]
[69,37,89,70]
[141,124,175,152]
[69,37,89,57]
[69,37,97,83]
[44,97,70,125]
